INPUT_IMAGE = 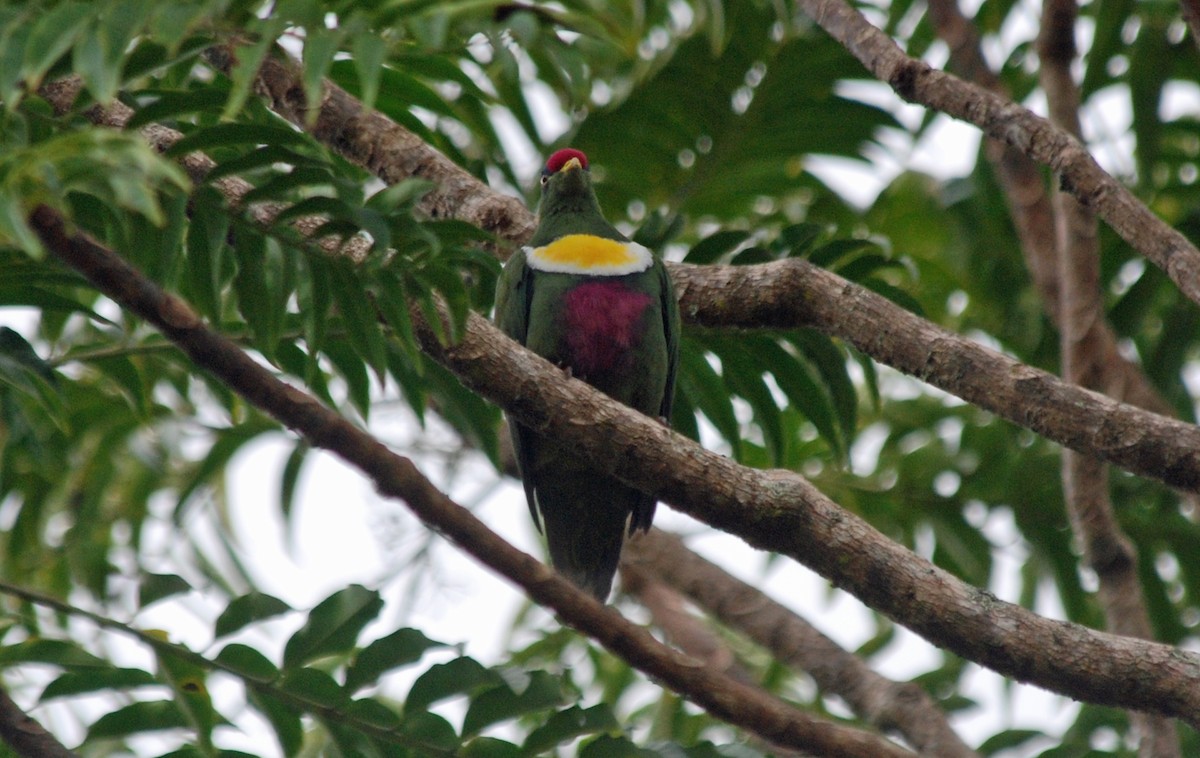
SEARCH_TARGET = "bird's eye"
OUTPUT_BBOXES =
[540,175,549,186]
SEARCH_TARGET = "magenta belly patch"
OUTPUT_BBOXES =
[562,280,653,377]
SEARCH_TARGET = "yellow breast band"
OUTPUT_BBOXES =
[525,234,653,275]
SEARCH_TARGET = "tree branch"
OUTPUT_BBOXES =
[200,46,536,249]
[0,683,77,758]
[924,0,1175,418]
[794,0,1200,311]
[28,205,913,758]
[624,531,981,758]
[50,72,1200,491]
[402,295,1200,726]
[619,563,817,758]
[673,259,1200,491]
[1038,4,1180,755]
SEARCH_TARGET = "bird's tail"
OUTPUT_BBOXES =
[536,478,643,602]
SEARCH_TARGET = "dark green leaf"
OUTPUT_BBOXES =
[282,584,383,669]
[406,657,498,713]
[39,667,157,702]
[214,592,293,638]
[278,667,348,708]
[462,670,564,736]
[522,704,619,755]
[86,700,188,741]
[138,572,192,607]
[345,627,448,693]
[247,690,303,757]
[214,643,279,683]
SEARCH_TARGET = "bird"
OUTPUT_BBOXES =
[494,148,680,602]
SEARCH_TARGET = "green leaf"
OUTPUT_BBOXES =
[167,123,311,157]
[220,18,287,121]
[329,260,387,381]
[282,584,383,669]
[39,667,157,702]
[0,639,108,669]
[154,642,216,749]
[399,710,460,751]
[214,592,293,639]
[86,700,189,741]
[279,440,309,523]
[344,696,402,730]
[677,340,742,460]
[214,643,279,683]
[580,734,659,758]
[22,1,91,85]
[462,671,564,736]
[522,704,619,755]
[278,667,349,709]
[406,657,498,713]
[350,32,386,113]
[138,572,192,607]
[684,230,751,264]
[465,737,522,758]
[248,690,303,757]
[345,627,448,692]
[184,187,231,322]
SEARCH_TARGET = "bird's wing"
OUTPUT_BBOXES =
[658,258,681,423]
[494,249,543,531]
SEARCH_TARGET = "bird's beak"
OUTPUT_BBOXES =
[561,157,583,172]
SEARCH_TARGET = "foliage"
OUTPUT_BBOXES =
[0,0,1197,755]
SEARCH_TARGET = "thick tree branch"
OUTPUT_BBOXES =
[0,684,77,758]
[28,205,912,758]
[200,46,536,249]
[401,289,1200,726]
[624,532,980,758]
[796,0,1200,311]
[201,33,1200,316]
[673,259,1200,491]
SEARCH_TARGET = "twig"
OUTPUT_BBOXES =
[620,564,817,758]
[924,0,1174,417]
[1038,3,1181,755]
[794,0,1200,311]
[28,205,914,758]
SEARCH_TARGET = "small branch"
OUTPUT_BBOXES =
[796,0,1200,310]
[619,564,816,758]
[925,0,1174,417]
[0,683,78,758]
[28,205,913,758]
[1038,3,1180,755]
[624,532,980,758]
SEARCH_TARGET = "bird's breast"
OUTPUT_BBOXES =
[561,280,653,379]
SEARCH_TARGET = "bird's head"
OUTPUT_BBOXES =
[537,148,598,218]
